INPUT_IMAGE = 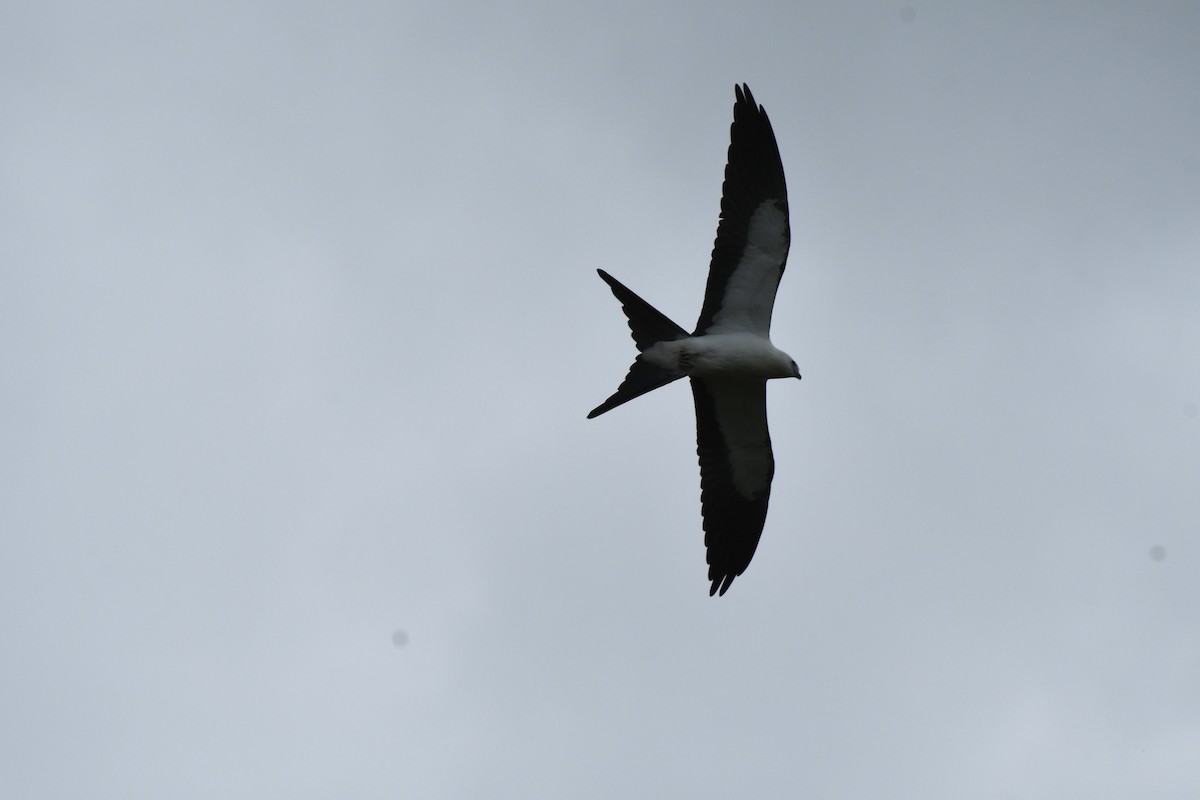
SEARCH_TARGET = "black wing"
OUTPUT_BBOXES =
[693,84,790,337]
[691,377,775,596]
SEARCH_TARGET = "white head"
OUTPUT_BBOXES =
[770,349,801,380]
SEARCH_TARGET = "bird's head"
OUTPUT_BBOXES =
[768,349,801,380]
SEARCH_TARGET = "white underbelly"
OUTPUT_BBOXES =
[643,334,786,379]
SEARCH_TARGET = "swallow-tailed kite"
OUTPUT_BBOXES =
[588,84,800,596]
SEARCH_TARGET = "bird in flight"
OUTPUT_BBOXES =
[588,84,800,596]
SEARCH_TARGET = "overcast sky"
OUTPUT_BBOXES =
[3,2,1199,797]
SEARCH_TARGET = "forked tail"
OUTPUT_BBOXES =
[587,270,690,419]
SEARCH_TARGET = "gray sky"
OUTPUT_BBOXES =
[3,2,1199,797]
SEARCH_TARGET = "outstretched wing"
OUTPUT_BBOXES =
[691,377,775,596]
[694,83,790,338]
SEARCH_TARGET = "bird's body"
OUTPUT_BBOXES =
[640,333,797,381]
[589,84,799,596]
